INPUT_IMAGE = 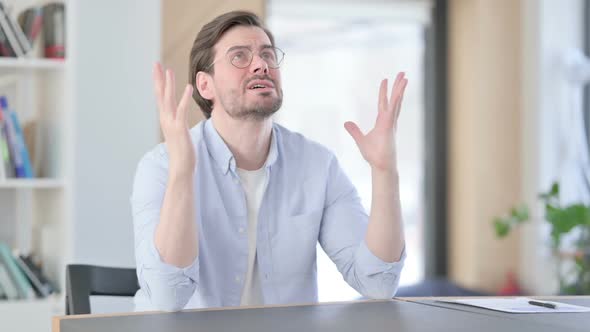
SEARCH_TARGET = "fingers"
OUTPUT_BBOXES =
[378,72,406,114]
[164,69,178,117]
[344,121,364,147]
[156,63,193,125]
[378,79,388,112]
[177,84,194,124]
[153,62,165,112]
[375,72,408,129]
[393,71,404,86]
[389,72,406,111]
[393,78,408,124]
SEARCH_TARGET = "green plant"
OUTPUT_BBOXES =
[494,182,590,294]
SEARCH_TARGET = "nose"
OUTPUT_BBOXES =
[250,53,269,74]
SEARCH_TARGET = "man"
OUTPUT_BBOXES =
[132,11,407,312]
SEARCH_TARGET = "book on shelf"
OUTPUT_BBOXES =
[0,270,6,299]
[0,24,14,57]
[17,6,42,45]
[0,242,35,300]
[0,2,32,57]
[0,102,14,178]
[0,261,18,299]
[0,95,34,180]
[0,2,65,59]
[0,96,16,179]
[0,7,22,57]
[13,251,56,298]
[6,99,33,177]
[0,243,56,300]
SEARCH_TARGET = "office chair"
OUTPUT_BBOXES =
[65,264,139,315]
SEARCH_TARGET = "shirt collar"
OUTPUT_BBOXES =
[203,119,279,175]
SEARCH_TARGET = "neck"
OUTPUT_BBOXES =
[211,111,273,171]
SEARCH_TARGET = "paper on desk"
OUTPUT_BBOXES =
[435,297,590,313]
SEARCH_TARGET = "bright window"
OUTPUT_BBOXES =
[269,1,431,302]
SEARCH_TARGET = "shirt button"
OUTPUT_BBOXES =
[238,227,245,233]
[235,276,241,283]
[233,178,240,184]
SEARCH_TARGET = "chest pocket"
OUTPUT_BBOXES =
[271,209,323,277]
[288,209,322,230]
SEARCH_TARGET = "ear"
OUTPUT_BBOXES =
[196,71,215,100]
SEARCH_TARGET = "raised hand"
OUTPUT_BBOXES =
[153,62,196,177]
[344,72,408,172]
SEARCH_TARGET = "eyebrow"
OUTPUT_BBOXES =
[226,44,274,52]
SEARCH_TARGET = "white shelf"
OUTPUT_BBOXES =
[0,179,65,189]
[0,295,62,309]
[0,296,63,332]
[0,57,66,70]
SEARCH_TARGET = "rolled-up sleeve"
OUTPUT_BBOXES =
[131,148,199,311]
[318,155,406,300]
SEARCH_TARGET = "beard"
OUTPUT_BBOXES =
[218,78,283,121]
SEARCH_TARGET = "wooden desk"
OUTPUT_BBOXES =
[53,297,590,332]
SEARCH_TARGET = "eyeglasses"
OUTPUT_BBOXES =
[206,46,285,70]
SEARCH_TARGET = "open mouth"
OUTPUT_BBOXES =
[247,79,275,93]
[248,85,274,93]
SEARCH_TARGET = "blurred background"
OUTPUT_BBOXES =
[0,0,590,331]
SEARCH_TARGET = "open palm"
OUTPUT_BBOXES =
[345,72,408,172]
[153,62,196,176]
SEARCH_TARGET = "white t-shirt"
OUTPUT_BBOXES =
[236,166,268,306]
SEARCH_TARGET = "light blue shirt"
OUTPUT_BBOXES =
[131,119,405,311]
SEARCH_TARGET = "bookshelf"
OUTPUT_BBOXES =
[0,0,161,330]
[0,0,70,331]
[0,1,163,331]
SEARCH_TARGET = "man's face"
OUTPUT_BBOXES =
[209,26,283,120]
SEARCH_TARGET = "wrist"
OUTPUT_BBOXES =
[168,167,195,182]
[371,166,399,180]
[370,163,397,175]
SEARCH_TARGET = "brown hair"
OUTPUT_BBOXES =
[188,11,276,119]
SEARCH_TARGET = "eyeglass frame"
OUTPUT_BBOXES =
[204,44,285,71]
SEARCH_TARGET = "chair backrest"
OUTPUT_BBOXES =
[65,264,139,315]
[395,277,491,297]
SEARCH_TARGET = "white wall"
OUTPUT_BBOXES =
[72,0,161,267]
